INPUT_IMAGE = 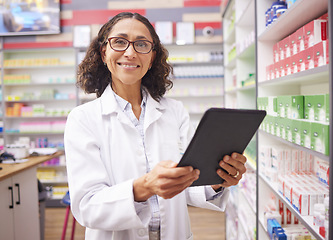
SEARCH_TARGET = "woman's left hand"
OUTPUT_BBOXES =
[211,152,247,191]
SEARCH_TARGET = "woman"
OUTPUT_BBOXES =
[64,12,247,240]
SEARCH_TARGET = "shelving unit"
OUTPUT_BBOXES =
[223,0,257,239]
[0,47,77,207]
[255,0,331,239]
[165,43,224,126]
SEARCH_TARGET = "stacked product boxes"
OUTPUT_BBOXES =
[266,14,328,81]
[258,94,329,156]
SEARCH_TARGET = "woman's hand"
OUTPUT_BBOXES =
[211,152,247,191]
[133,160,200,201]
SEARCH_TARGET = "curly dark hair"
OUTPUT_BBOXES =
[77,12,173,101]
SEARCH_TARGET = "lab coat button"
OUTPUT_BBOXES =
[138,228,147,236]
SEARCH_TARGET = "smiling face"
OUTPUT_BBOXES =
[101,18,156,91]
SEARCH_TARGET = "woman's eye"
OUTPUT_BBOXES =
[115,39,127,45]
[136,41,148,48]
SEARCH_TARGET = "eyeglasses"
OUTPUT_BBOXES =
[106,37,154,54]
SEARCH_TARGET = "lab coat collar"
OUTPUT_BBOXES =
[100,84,166,116]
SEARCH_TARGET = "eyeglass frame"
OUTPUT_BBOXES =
[106,37,155,54]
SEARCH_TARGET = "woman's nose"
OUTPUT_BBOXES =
[124,43,137,57]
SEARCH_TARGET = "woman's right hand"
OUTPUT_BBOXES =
[133,160,200,202]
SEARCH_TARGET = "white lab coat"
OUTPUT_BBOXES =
[64,85,229,240]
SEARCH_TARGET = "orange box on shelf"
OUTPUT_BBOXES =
[303,46,314,70]
[279,38,286,61]
[283,36,291,59]
[275,62,281,79]
[280,59,286,77]
[273,42,279,63]
[313,41,326,68]
[291,54,298,74]
[270,63,276,80]
[290,31,298,56]
[295,27,305,54]
[303,19,327,50]
[296,51,306,73]
[285,57,292,76]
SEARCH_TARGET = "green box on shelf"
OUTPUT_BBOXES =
[268,96,277,115]
[314,94,326,122]
[285,118,293,142]
[311,122,330,155]
[277,95,304,119]
[292,119,302,145]
[325,94,330,122]
[276,96,286,118]
[300,120,311,149]
[305,94,327,122]
[265,115,273,134]
[304,95,317,121]
[278,117,287,140]
[269,116,276,135]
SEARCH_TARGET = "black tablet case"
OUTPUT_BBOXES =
[177,108,266,186]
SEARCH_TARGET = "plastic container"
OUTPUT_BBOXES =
[276,6,287,18]
[271,1,287,18]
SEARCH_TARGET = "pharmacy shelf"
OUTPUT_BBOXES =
[170,61,223,66]
[3,65,75,70]
[225,84,255,94]
[240,189,256,214]
[258,65,329,87]
[254,0,331,239]
[5,132,64,136]
[258,0,328,41]
[166,43,224,122]
[259,174,324,240]
[236,0,255,27]
[223,0,257,238]
[3,83,75,87]
[259,130,329,161]
[237,42,255,59]
[6,116,68,120]
[5,99,75,103]
[224,27,236,45]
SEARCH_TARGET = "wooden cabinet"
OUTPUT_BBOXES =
[0,167,40,240]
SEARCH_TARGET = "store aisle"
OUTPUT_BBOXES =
[44,206,226,240]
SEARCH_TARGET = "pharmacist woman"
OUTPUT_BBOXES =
[64,12,247,240]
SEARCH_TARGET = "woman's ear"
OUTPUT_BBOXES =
[100,44,106,63]
[149,51,156,69]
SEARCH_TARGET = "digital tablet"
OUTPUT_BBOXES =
[177,108,266,186]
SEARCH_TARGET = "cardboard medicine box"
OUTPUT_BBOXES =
[325,94,329,122]
[313,41,325,68]
[303,46,314,70]
[277,95,304,119]
[295,27,305,53]
[300,120,311,149]
[273,42,279,63]
[292,119,301,145]
[303,19,327,50]
[285,118,293,142]
[314,94,326,122]
[311,122,329,155]
[290,30,298,56]
[304,95,316,121]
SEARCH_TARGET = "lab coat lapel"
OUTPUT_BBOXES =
[100,84,133,126]
[144,95,165,133]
